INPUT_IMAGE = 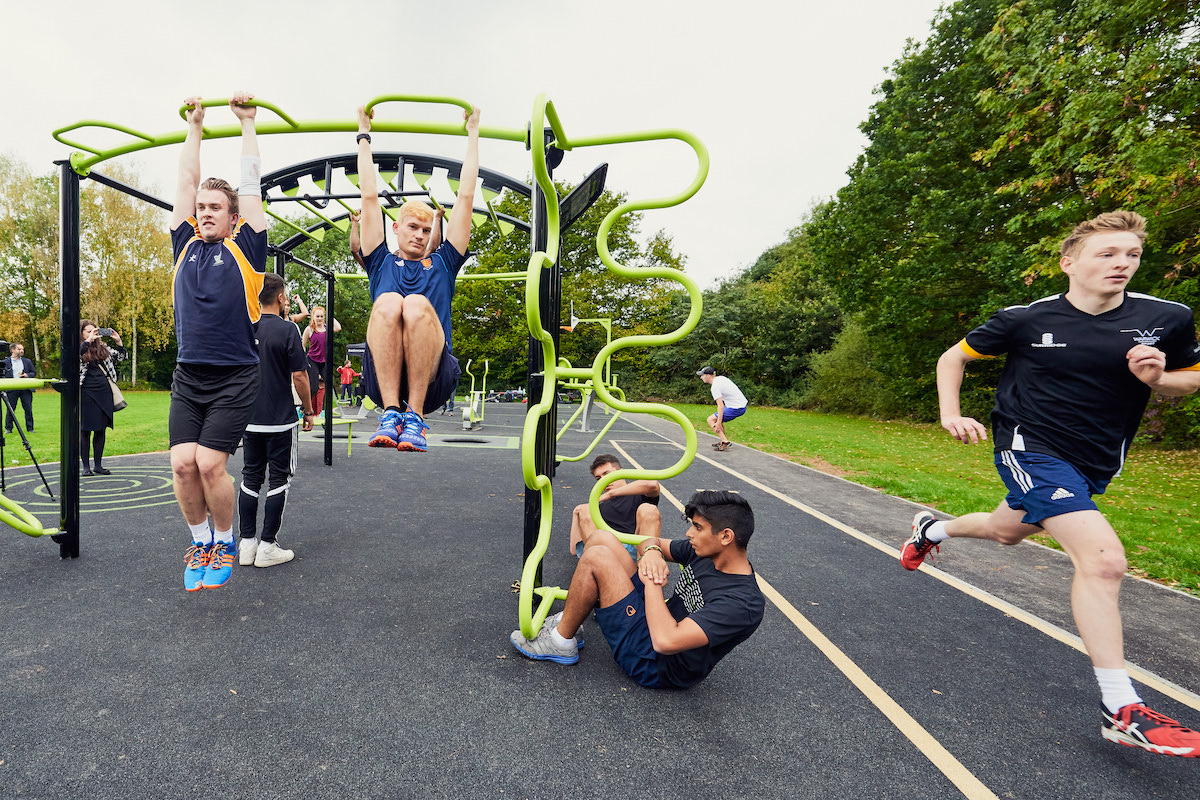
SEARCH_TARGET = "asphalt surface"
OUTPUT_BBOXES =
[1,403,1197,799]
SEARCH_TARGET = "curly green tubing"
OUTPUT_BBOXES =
[516,94,707,639]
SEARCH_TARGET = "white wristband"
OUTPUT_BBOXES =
[239,154,261,196]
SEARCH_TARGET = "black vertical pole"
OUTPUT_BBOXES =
[523,131,561,579]
[56,162,81,559]
[323,272,335,466]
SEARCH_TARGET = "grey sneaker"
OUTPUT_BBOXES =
[254,541,295,568]
[546,611,584,648]
[239,537,259,566]
[510,614,580,664]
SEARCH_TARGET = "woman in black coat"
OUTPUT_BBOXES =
[79,320,126,476]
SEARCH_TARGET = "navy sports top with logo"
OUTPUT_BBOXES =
[247,314,308,431]
[963,292,1200,482]
[600,493,660,534]
[171,217,267,365]
[362,240,469,349]
[656,540,766,690]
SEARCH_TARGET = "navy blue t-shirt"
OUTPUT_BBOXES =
[171,217,267,365]
[362,240,468,349]
[963,292,1200,481]
[655,540,765,690]
[247,313,308,431]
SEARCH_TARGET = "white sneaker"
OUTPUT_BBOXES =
[254,541,295,568]
[239,537,259,566]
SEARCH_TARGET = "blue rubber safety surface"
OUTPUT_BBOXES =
[1,403,1197,799]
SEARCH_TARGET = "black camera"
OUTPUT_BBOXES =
[0,340,10,357]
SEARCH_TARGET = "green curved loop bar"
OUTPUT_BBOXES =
[52,96,527,176]
[364,94,474,118]
[515,95,708,639]
[174,97,300,128]
[0,493,58,538]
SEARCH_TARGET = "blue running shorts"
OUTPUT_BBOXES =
[995,450,1110,526]
[720,406,746,423]
[594,573,661,688]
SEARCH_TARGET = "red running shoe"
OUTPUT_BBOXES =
[901,511,939,570]
[1102,703,1200,757]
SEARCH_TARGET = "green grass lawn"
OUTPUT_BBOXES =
[674,403,1200,596]
[7,391,1198,594]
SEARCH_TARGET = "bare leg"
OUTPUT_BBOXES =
[398,294,444,415]
[556,530,637,639]
[195,446,235,532]
[569,502,603,554]
[946,503,1127,669]
[367,293,405,409]
[171,443,208,526]
[634,504,662,539]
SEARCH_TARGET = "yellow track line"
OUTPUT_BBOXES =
[609,441,999,800]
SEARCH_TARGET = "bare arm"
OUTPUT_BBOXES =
[356,107,385,256]
[230,92,266,233]
[599,480,661,502]
[642,580,709,655]
[331,317,342,333]
[446,107,480,256]
[937,342,988,444]
[348,211,365,268]
[292,370,314,430]
[424,207,445,257]
[289,295,308,324]
[1128,345,1200,397]
[171,96,204,230]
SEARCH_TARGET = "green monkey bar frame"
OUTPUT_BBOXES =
[50,95,707,640]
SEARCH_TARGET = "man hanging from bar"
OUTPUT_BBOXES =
[354,104,480,452]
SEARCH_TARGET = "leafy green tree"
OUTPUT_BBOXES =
[0,155,60,373]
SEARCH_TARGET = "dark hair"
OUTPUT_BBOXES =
[684,490,754,549]
[590,453,620,473]
[259,273,286,306]
[79,319,110,364]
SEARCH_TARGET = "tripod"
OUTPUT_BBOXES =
[0,391,54,498]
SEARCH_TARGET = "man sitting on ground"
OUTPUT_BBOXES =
[569,453,661,558]
[512,490,765,690]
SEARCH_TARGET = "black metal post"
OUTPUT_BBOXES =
[323,272,335,466]
[523,132,562,577]
[56,162,81,558]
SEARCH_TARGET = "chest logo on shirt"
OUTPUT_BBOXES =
[1120,327,1163,347]
[188,254,198,262]
[1031,333,1067,349]
[421,258,433,270]
[212,253,224,265]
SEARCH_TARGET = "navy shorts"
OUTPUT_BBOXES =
[594,573,661,689]
[169,362,259,454]
[361,342,460,415]
[720,406,746,423]
[995,450,1109,526]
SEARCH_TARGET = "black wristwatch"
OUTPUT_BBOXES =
[357,133,371,144]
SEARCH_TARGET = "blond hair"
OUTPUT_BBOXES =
[396,200,435,226]
[1060,210,1146,258]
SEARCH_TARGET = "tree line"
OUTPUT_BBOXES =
[2,1,1196,446]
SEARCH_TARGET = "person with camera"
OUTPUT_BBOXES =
[3,342,37,433]
[79,321,126,476]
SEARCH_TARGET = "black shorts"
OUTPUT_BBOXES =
[169,362,259,454]
[361,343,460,415]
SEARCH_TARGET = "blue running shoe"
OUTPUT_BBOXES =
[184,541,211,592]
[396,411,430,452]
[369,409,403,448]
[202,540,237,590]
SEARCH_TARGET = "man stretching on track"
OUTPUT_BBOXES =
[354,104,480,452]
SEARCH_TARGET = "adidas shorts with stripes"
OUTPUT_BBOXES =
[994,450,1110,526]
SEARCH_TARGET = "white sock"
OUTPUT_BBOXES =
[1094,667,1142,714]
[926,520,950,543]
[551,627,574,648]
[188,521,212,544]
[213,527,235,545]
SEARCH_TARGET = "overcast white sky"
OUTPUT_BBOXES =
[1,0,947,288]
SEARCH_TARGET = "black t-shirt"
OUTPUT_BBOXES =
[655,540,766,690]
[247,313,308,431]
[963,292,1200,481]
[599,492,660,534]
